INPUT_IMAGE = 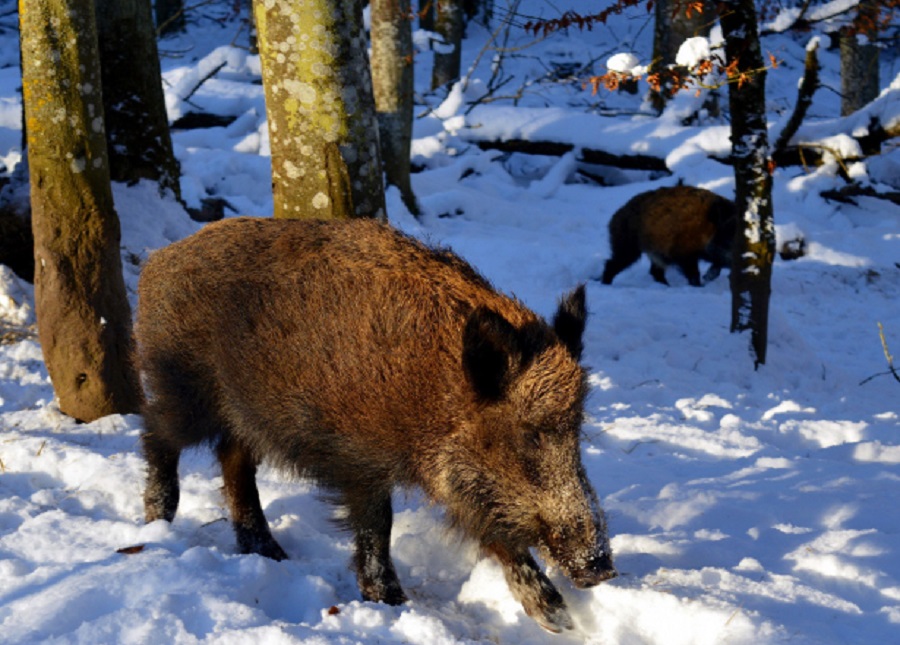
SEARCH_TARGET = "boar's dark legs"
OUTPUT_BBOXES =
[648,262,670,285]
[347,489,407,606]
[600,248,641,285]
[487,543,574,634]
[702,263,723,283]
[676,259,703,286]
[142,428,181,523]
[217,438,288,561]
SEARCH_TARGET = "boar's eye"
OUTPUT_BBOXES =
[527,428,544,450]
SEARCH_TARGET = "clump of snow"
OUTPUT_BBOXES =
[606,52,641,75]
[675,37,712,68]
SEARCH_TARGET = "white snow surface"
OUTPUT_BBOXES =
[1,2,900,643]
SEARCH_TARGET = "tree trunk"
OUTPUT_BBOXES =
[840,0,880,116]
[20,0,141,421]
[155,0,185,34]
[253,0,386,220]
[720,0,775,367]
[650,0,714,112]
[431,0,464,90]
[419,0,434,31]
[371,0,420,216]
[95,0,181,199]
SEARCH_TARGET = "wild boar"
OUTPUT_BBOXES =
[135,217,616,633]
[600,185,736,286]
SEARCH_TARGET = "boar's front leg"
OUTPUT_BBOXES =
[677,257,703,287]
[487,543,574,633]
[217,438,288,561]
[347,488,407,606]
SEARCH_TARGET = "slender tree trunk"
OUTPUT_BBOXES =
[840,0,880,116]
[419,0,434,31]
[20,0,141,421]
[95,0,181,199]
[253,0,385,220]
[720,0,775,367]
[155,0,185,34]
[371,0,420,216]
[431,0,464,89]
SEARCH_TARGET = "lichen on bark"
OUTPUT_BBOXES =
[254,0,385,220]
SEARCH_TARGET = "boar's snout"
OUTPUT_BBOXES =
[570,552,617,588]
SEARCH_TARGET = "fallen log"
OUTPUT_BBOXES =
[471,138,671,173]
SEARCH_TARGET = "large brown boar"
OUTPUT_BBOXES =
[600,185,736,287]
[135,217,616,633]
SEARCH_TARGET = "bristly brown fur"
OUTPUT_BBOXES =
[135,217,616,633]
[601,185,736,287]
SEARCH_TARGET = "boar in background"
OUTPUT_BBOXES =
[601,185,736,287]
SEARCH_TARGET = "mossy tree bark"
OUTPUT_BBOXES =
[20,0,141,421]
[720,0,775,367]
[431,0,464,90]
[371,0,420,216]
[95,0,181,199]
[253,0,385,220]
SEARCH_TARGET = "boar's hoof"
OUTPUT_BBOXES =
[236,529,289,562]
[518,582,574,633]
[360,579,408,606]
[530,599,574,634]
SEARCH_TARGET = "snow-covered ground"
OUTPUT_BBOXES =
[1,2,899,643]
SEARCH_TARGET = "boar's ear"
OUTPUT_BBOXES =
[463,306,520,400]
[553,284,586,360]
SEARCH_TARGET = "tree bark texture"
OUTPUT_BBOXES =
[840,0,880,116]
[20,0,141,421]
[253,0,385,220]
[431,0,464,89]
[720,0,775,367]
[371,0,420,215]
[95,0,181,198]
[650,0,714,111]
[653,0,714,66]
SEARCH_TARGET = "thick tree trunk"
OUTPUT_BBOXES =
[431,0,464,89]
[20,0,141,421]
[253,0,385,220]
[371,0,420,215]
[720,0,775,367]
[95,0,181,199]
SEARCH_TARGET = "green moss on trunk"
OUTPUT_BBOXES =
[21,0,140,421]
[254,0,385,220]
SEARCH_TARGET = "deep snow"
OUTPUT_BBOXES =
[1,1,899,643]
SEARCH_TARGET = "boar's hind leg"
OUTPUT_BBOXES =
[600,249,641,285]
[217,438,288,561]
[142,421,181,523]
[488,544,573,633]
[348,489,407,605]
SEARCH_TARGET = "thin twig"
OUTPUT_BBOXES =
[181,61,228,103]
[878,322,900,383]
